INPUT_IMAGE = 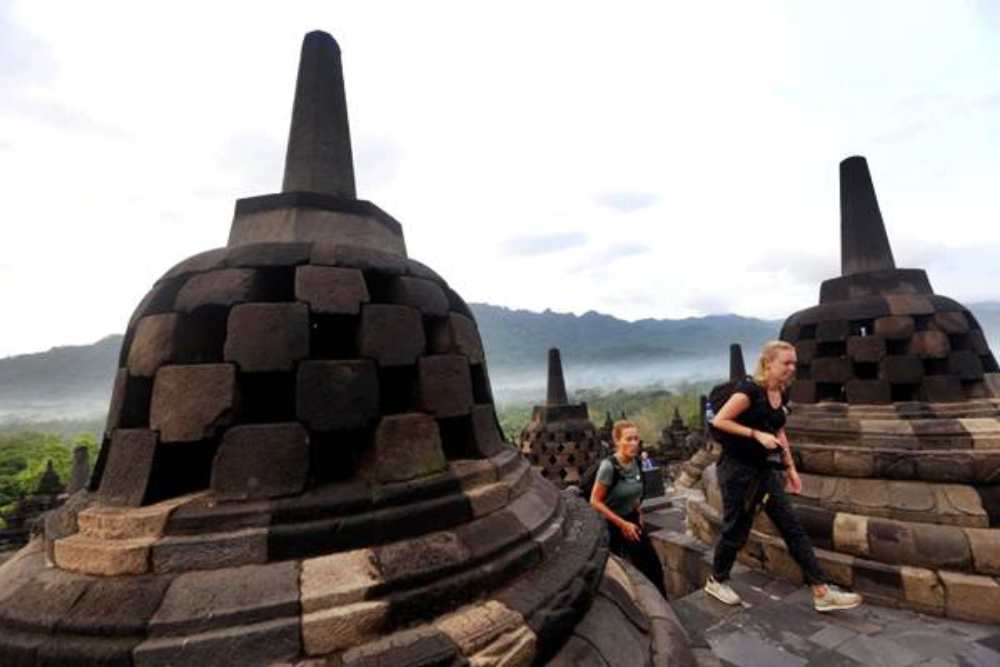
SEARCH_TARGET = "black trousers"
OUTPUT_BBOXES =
[711,456,827,585]
[607,511,669,599]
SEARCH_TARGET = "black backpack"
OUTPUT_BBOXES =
[707,375,755,441]
[578,455,645,503]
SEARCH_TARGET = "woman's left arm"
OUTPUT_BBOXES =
[778,428,802,494]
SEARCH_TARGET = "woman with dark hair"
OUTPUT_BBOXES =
[590,420,668,598]
[705,340,862,612]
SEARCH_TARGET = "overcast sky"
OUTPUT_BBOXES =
[3,1,1000,358]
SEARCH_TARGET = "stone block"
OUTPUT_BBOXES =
[311,242,407,274]
[418,354,474,418]
[301,549,383,612]
[964,528,1000,575]
[789,380,816,403]
[795,340,817,364]
[933,311,970,334]
[174,268,259,312]
[376,531,470,584]
[911,522,971,570]
[78,494,195,540]
[470,405,506,458]
[909,330,951,359]
[886,294,935,316]
[297,360,379,430]
[0,566,90,632]
[853,558,903,605]
[434,600,529,658]
[847,335,885,363]
[211,423,309,500]
[150,364,238,442]
[105,368,128,434]
[762,539,804,585]
[900,566,944,615]
[817,549,854,587]
[361,414,447,484]
[357,304,425,366]
[812,357,852,384]
[134,617,301,667]
[430,314,485,363]
[940,570,1000,623]
[386,276,449,316]
[151,528,268,573]
[53,534,153,575]
[225,241,311,267]
[833,513,869,557]
[921,376,964,403]
[874,316,915,339]
[302,600,390,655]
[816,319,850,342]
[969,330,990,355]
[224,303,309,372]
[845,379,891,405]
[879,356,924,384]
[466,623,536,666]
[341,625,463,667]
[295,265,370,315]
[867,518,916,565]
[128,314,183,378]
[949,350,984,381]
[97,429,158,506]
[149,560,299,636]
[467,482,510,517]
[59,575,171,637]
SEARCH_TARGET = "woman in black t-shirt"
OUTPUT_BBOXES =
[704,341,863,613]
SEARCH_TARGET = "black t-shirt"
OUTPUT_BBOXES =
[718,378,788,467]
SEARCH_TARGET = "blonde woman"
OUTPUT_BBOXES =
[590,420,668,598]
[705,341,863,613]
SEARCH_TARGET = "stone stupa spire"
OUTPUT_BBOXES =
[840,156,896,276]
[545,347,569,406]
[729,343,746,380]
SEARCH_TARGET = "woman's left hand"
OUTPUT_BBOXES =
[785,470,802,495]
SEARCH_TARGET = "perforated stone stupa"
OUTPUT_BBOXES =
[682,157,1000,623]
[519,349,602,488]
[0,31,692,665]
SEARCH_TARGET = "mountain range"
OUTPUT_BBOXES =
[3,301,1000,419]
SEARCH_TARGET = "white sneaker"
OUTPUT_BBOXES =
[704,575,742,605]
[814,585,862,612]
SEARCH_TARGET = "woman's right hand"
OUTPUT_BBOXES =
[620,521,641,542]
[753,431,781,450]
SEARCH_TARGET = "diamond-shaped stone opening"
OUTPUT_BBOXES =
[117,375,153,429]
[470,364,493,404]
[886,339,909,355]
[913,314,933,332]
[437,414,477,460]
[890,383,919,402]
[255,266,297,302]
[854,362,878,380]
[309,427,371,486]
[310,313,359,359]
[923,359,950,376]
[377,365,418,414]
[850,319,876,337]
[816,382,844,402]
[816,341,847,358]
[145,436,220,504]
[238,371,296,423]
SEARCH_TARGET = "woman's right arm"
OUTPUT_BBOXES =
[591,482,641,541]
[711,392,781,450]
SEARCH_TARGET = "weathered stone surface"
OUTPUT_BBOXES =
[128,314,184,377]
[297,360,379,430]
[135,616,301,666]
[360,414,447,484]
[467,483,510,518]
[0,566,91,631]
[53,534,153,575]
[357,304,425,366]
[149,561,299,636]
[470,405,506,458]
[226,241,311,267]
[341,625,464,667]
[377,531,471,584]
[816,319,850,342]
[847,335,885,362]
[965,528,1000,575]
[386,276,449,316]
[418,355,474,418]
[430,314,485,364]
[762,538,804,585]
[303,601,390,655]
[212,423,310,500]
[900,566,944,615]
[789,380,816,403]
[224,303,309,372]
[845,379,891,404]
[940,570,1000,622]
[105,368,128,434]
[879,356,924,383]
[833,513,869,557]
[150,364,238,442]
[795,340,817,364]
[78,494,196,540]
[874,316,915,339]
[295,265,369,314]
[949,350,984,381]
[867,519,916,565]
[909,330,951,359]
[467,623,536,666]
[301,548,383,612]
[174,268,259,312]
[886,294,935,316]
[921,376,964,403]
[97,429,158,506]
[151,528,268,572]
[911,522,971,570]
[812,357,852,384]
[853,558,903,606]
[933,310,970,334]
[58,575,171,637]
[435,601,528,658]
[311,242,407,274]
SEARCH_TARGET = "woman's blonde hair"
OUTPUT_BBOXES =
[752,340,796,388]
[612,420,638,446]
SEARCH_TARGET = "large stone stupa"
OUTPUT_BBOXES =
[0,32,692,665]
[683,157,1000,623]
